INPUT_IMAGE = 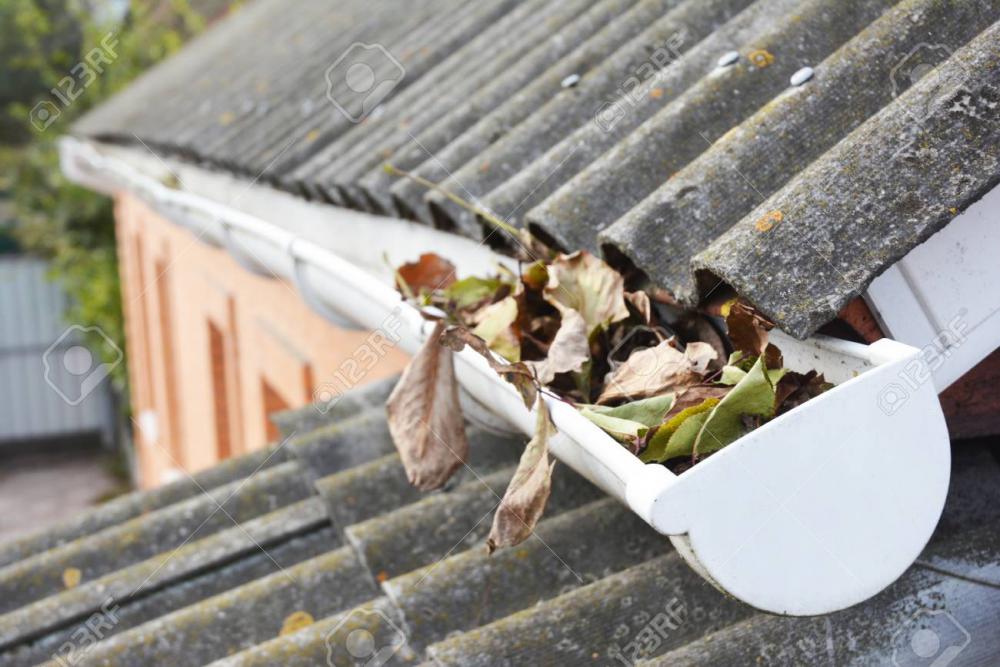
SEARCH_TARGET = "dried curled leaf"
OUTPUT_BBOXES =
[386,321,468,490]
[725,300,783,367]
[396,253,456,295]
[775,370,832,416]
[544,251,630,336]
[471,296,521,362]
[598,341,717,404]
[487,400,556,553]
[624,290,653,324]
[440,326,538,409]
[526,309,589,385]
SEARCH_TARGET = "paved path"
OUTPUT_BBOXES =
[0,450,122,542]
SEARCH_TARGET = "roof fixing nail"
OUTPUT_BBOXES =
[717,51,739,67]
[561,73,581,88]
[790,66,814,86]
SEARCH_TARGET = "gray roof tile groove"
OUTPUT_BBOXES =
[0,459,312,616]
[72,0,1000,335]
[0,442,290,570]
[692,19,1000,336]
[525,0,899,253]
[598,0,1000,310]
[0,527,336,666]
[0,378,997,665]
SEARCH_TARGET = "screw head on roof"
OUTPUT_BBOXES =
[561,73,581,88]
[790,66,815,86]
[717,51,739,68]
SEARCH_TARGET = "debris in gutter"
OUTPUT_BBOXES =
[382,169,833,551]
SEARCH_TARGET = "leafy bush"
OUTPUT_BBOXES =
[1,0,228,386]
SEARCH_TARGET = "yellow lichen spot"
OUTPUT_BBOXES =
[62,567,82,589]
[748,49,775,69]
[280,610,314,636]
[649,87,664,99]
[305,129,320,143]
[755,209,783,232]
[949,207,958,215]
[376,570,390,583]
[218,111,235,126]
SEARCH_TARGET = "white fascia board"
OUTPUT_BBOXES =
[61,136,951,616]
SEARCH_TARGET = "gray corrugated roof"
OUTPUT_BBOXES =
[72,0,1000,337]
[0,376,998,666]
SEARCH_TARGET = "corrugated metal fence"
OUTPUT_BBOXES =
[0,256,114,445]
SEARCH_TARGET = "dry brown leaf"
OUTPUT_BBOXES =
[396,253,457,295]
[544,251,629,335]
[487,400,556,553]
[598,341,718,404]
[440,326,538,409]
[625,290,653,324]
[386,321,468,490]
[726,301,773,357]
[527,309,589,385]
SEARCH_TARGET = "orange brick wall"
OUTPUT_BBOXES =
[115,193,409,488]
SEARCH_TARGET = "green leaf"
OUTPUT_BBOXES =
[719,365,747,385]
[662,411,714,461]
[640,397,720,463]
[579,407,648,443]
[694,357,776,456]
[580,393,675,428]
[444,276,505,310]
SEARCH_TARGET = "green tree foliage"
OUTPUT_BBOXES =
[1,1,227,387]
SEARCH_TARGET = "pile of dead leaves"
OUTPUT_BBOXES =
[385,249,832,551]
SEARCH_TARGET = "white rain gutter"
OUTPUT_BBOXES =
[60,136,951,616]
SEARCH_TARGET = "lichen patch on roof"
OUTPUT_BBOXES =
[72,0,1000,337]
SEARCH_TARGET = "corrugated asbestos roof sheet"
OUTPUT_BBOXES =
[72,0,1000,338]
[0,376,998,666]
